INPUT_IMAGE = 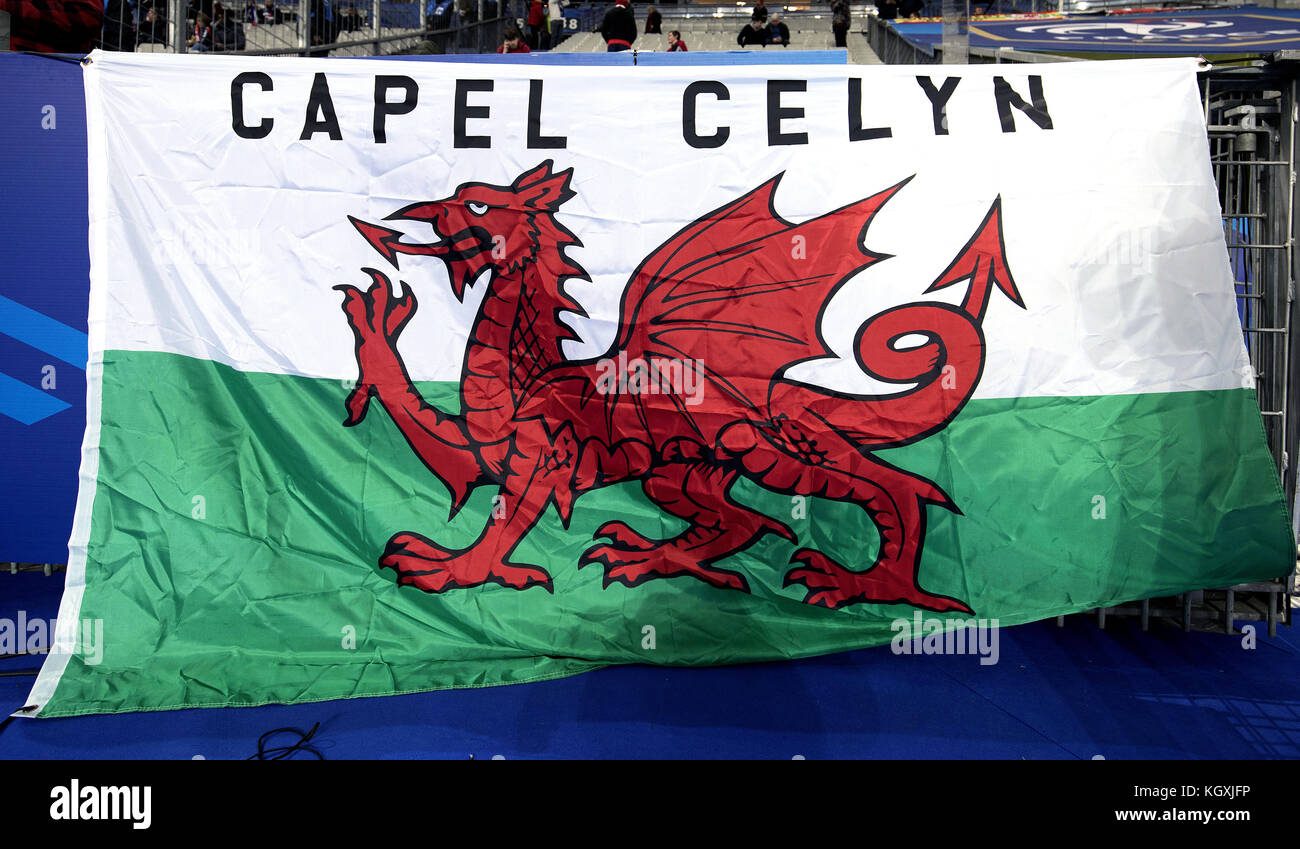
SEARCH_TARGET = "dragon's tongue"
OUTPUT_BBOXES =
[387,202,441,222]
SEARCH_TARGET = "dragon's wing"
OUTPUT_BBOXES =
[521,175,908,447]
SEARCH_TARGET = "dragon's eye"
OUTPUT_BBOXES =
[466,201,489,216]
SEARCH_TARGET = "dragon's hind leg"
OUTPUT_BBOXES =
[719,421,972,614]
[379,421,572,595]
[380,532,551,592]
[579,458,794,593]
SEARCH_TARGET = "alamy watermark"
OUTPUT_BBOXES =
[594,351,705,406]
[0,612,103,665]
[50,779,151,830]
[890,612,1000,666]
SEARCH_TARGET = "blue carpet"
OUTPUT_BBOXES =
[3,572,1298,759]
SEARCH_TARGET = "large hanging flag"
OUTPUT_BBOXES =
[25,52,1292,716]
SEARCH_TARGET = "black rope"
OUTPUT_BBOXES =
[20,52,87,65]
[0,669,41,678]
[247,722,324,760]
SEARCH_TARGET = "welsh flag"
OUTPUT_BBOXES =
[26,53,1292,716]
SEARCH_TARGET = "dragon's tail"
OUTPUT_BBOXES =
[770,198,1023,449]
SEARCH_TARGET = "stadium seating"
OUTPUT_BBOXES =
[552,4,878,58]
[238,20,423,55]
[244,22,297,51]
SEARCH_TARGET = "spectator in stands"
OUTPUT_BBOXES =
[752,1,768,23]
[878,0,899,20]
[831,0,849,46]
[667,29,687,51]
[498,24,530,52]
[187,11,214,51]
[766,13,790,46]
[254,0,282,24]
[308,0,339,55]
[425,0,449,29]
[138,5,169,44]
[213,7,246,50]
[645,6,661,34]
[525,0,545,48]
[737,13,767,46]
[548,0,564,49]
[339,5,364,31]
[454,0,475,49]
[600,0,636,52]
[899,0,924,17]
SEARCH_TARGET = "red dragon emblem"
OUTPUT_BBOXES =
[337,161,1023,613]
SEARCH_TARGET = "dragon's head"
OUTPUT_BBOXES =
[350,161,577,301]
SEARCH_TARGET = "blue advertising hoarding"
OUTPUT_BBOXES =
[893,6,1300,55]
[0,54,89,564]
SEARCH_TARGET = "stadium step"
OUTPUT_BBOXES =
[848,32,883,64]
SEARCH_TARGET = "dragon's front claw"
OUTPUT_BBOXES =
[577,542,630,572]
[580,543,748,592]
[336,270,415,351]
[336,271,419,427]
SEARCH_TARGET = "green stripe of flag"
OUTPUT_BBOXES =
[37,349,1293,716]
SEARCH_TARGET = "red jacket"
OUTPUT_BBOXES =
[527,0,545,26]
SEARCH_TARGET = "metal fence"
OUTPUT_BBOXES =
[1209,68,1295,500]
[99,0,516,56]
[866,14,1072,62]
[1044,61,1299,635]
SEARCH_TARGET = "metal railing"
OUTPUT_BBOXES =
[866,14,1072,62]
[98,0,515,56]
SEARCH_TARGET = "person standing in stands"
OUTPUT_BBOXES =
[526,0,545,49]
[767,13,790,45]
[497,24,531,52]
[548,0,564,49]
[600,0,636,51]
[831,0,849,46]
[752,1,768,23]
[737,12,767,46]
[667,29,687,50]
[645,6,661,34]
[307,0,338,55]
